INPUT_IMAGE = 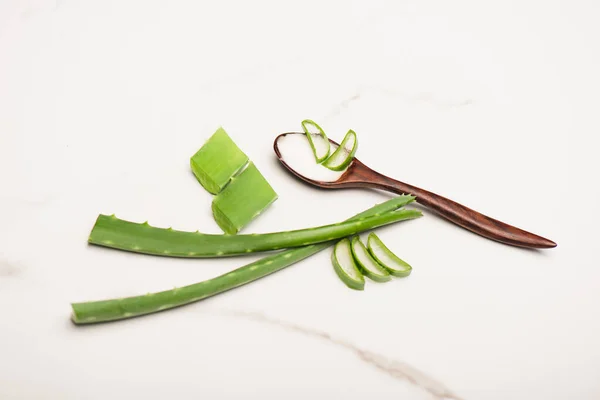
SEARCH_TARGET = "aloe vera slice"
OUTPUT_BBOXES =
[367,233,412,277]
[190,127,249,194]
[301,119,330,163]
[72,195,416,324]
[332,238,365,290]
[322,129,357,171]
[350,236,391,282]
[212,162,278,234]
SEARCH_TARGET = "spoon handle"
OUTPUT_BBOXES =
[352,162,556,248]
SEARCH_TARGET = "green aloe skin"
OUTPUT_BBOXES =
[72,195,418,324]
[88,208,421,258]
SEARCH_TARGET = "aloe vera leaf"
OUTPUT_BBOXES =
[323,129,358,171]
[332,238,365,290]
[350,236,391,282]
[190,127,249,194]
[301,119,330,163]
[72,195,417,324]
[212,162,278,234]
[88,209,421,258]
[367,232,412,277]
[72,245,322,324]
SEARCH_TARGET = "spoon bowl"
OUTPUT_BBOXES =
[274,132,556,249]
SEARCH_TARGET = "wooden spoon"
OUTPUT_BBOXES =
[273,132,556,249]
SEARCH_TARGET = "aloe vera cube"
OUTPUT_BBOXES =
[212,162,278,234]
[367,233,412,277]
[332,238,365,290]
[190,127,249,194]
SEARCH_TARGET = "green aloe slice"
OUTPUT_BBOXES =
[367,233,412,277]
[332,238,365,290]
[350,236,391,282]
[301,119,330,163]
[323,129,358,171]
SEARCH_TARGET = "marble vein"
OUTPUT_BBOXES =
[322,92,362,122]
[223,309,463,400]
[19,0,61,20]
[320,85,473,127]
[367,86,474,109]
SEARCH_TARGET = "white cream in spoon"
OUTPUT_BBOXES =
[277,133,349,182]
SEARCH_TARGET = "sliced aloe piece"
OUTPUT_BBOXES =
[323,129,358,171]
[331,238,365,290]
[301,119,330,163]
[367,233,412,277]
[350,236,391,282]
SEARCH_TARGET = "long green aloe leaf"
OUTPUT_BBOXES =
[72,195,417,324]
[88,208,421,258]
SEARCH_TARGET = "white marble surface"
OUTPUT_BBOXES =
[1,0,599,399]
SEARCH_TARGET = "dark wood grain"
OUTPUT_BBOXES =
[274,132,556,249]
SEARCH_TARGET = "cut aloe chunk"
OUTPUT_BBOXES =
[301,119,330,163]
[350,236,391,282]
[212,162,278,234]
[190,127,249,194]
[331,238,365,290]
[367,233,412,277]
[323,129,357,171]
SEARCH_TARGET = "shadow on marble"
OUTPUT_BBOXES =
[0,259,23,278]
[222,309,463,400]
